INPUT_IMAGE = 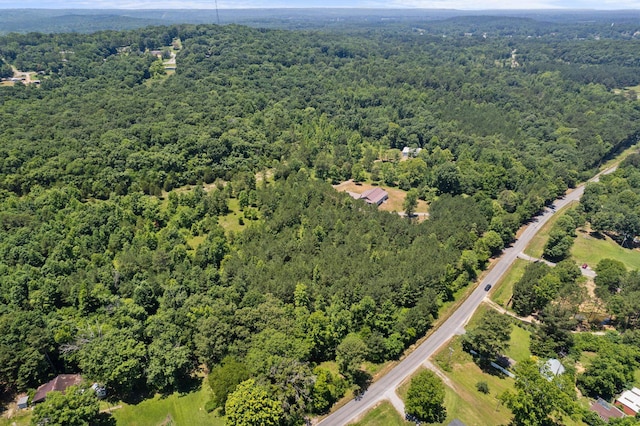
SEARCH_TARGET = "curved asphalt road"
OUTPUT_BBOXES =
[319,165,617,426]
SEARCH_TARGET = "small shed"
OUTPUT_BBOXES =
[17,395,29,409]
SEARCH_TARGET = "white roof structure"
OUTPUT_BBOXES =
[617,387,640,414]
[541,358,565,381]
[17,395,28,408]
[401,147,422,157]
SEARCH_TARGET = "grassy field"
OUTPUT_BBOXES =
[350,401,409,426]
[524,202,577,259]
[0,408,31,426]
[333,181,429,215]
[432,337,515,426]
[572,229,640,271]
[491,258,528,308]
[111,383,223,426]
[504,324,532,363]
[216,197,245,233]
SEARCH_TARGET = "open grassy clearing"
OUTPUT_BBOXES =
[398,370,497,426]
[349,401,409,426]
[504,324,532,363]
[524,202,577,259]
[186,234,206,252]
[464,303,492,330]
[572,229,640,271]
[216,197,250,234]
[430,336,515,425]
[0,408,31,426]
[111,382,222,426]
[614,85,640,100]
[333,180,429,215]
[577,351,598,373]
[491,258,528,308]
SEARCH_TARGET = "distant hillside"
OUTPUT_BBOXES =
[2,8,640,34]
[0,10,165,34]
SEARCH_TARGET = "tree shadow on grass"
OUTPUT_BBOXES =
[476,356,512,379]
[119,374,202,405]
[96,412,117,426]
[352,370,373,400]
[175,374,202,395]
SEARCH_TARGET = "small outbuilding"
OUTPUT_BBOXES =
[17,395,29,409]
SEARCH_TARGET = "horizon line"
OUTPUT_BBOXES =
[1,6,640,11]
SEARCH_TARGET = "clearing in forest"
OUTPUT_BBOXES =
[333,180,429,216]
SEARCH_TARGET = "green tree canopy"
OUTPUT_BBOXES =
[500,359,575,426]
[225,379,284,426]
[463,310,511,360]
[405,370,446,423]
[207,356,249,413]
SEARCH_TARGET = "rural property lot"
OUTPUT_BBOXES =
[333,180,429,217]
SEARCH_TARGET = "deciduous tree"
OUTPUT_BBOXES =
[405,370,446,423]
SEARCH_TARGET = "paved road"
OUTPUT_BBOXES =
[318,165,617,426]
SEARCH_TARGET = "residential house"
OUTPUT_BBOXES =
[590,398,625,422]
[617,387,640,416]
[32,374,82,404]
[349,187,389,206]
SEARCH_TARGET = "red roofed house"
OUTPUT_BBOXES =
[32,374,82,404]
[617,387,640,416]
[590,398,625,422]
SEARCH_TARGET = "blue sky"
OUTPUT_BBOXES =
[0,0,639,9]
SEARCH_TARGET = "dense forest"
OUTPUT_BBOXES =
[1,16,640,424]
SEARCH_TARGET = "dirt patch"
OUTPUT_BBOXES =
[578,278,608,320]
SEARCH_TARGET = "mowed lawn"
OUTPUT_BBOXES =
[504,324,532,363]
[430,337,515,425]
[524,202,577,259]
[491,258,528,308]
[111,383,223,426]
[349,401,409,426]
[572,229,640,271]
[333,181,429,215]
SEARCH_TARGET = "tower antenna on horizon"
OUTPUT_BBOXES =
[215,0,220,25]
